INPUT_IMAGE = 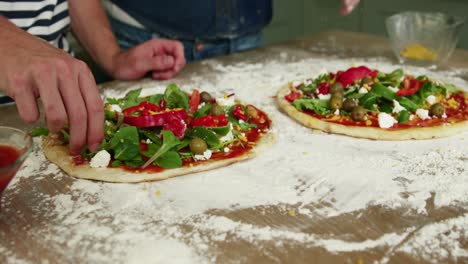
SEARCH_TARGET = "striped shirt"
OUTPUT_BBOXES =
[0,0,71,52]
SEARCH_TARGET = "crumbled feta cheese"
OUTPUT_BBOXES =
[358,87,368,94]
[318,93,331,100]
[89,150,111,168]
[409,114,415,121]
[442,112,447,118]
[216,96,235,106]
[198,102,206,110]
[239,120,245,124]
[388,86,399,93]
[223,147,230,153]
[392,100,406,113]
[145,138,152,144]
[193,149,213,161]
[334,109,340,116]
[416,108,431,120]
[304,79,312,86]
[426,95,436,105]
[110,104,122,113]
[378,113,397,129]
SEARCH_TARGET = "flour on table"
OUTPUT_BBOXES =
[2,56,467,263]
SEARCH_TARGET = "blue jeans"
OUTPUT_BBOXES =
[109,17,263,62]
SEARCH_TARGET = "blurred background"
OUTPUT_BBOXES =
[262,0,468,49]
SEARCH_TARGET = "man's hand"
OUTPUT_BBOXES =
[110,39,186,81]
[340,0,361,15]
[0,17,104,155]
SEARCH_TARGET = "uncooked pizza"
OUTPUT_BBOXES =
[277,66,467,140]
[41,83,274,182]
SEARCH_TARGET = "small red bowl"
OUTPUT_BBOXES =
[0,126,33,197]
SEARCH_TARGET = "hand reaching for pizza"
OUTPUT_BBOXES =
[340,0,361,15]
[110,39,186,81]
[0,17,104,155]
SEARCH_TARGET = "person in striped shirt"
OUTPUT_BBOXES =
[0,0,186,155]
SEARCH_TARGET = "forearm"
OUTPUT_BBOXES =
[68,0,121,76]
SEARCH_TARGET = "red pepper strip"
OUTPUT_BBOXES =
[189,89,200,114]
[336,66,372,87]
[317,82,330,95]
[232,105,247,120]
[160,99,167,110]
[190,114,228,127]
[396,79,421,97]
[122,101,161,116]
[163,114,187,139]
[284,91,302,102]
[123,109,187,127]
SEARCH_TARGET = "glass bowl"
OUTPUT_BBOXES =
[386,11,464,67]
[0,126,33,197]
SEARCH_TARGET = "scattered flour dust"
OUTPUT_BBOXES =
[2,55,467,263]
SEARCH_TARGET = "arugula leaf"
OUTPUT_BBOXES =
[209,125,230,136]
[300,84,317,95]
[371,83,396,101]
[439,83,460,94]
[121,88,142,110]
[292,99,331,115]
[378,69,403,86]
[109,126,140,161]
[187,127,220,148]
[30,127,49,137]
[359,92,379,110]
[147,94,164,104]
[397,110,410,123]
[378,101,393,113]
[396,97,419,112]
[155,151,182,169]
[164,83,189,110]
[141,130,182,168]
[111,160,122,167]
[125,157,145,168]
[106,97,119,104]
[194,103,212,118]
[140,129,162,146]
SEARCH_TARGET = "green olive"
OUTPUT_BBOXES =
[351,106,366,121]
[429,103,445,117]
[329,94,343,110]
[342,98,358,112]
[211,104,224,115]
[200,91,212,103]
[190,137,208,154]
[330,82,344,94]
[362,76,373,85]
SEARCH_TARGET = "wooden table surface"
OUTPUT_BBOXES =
[0,30,467,263]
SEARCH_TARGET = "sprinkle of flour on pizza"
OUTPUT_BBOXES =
[2,55,467,263]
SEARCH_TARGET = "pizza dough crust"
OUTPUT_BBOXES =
[277,85,468,140]
[43,132,275,183]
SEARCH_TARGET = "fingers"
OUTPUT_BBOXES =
[161,40,186,72]
[152,70,177,80]
[340,0,360,15]
[11,75,40,124]
[33,65,67,133]
[57,64,88,155]
[137,54,175,72]
[77,63,104,152]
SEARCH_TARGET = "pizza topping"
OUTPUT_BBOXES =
[284,66,467,129]
[191,115,228,127]
[189,137,208,154]
[232,105,247,120]
[188,89,200,113]
[426,95,436,105]
[199,91,213,103]
[416,108,431,120]
[378,112,397,129]
[392,100,406,113]
[429,103,445,117]
[89,150,111,168]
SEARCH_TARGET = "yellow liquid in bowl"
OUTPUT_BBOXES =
[400,43,438,61]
